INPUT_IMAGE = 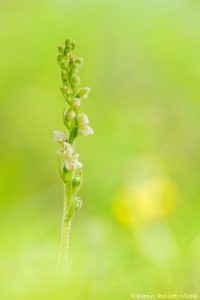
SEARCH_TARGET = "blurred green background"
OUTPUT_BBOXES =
[1,0,200,299]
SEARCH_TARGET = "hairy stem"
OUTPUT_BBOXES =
[58,180,72,275]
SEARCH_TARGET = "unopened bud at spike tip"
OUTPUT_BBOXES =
[65,38,71,46]
[71,40,76,50]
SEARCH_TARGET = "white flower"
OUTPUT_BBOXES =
[78,125,94,136]
[64,154,83,171]
[77,113,89,125]
[63,142,74,155]
[53,130,66,143]
[57,142,74,156]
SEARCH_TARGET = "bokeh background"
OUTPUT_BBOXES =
[1,0,200,299]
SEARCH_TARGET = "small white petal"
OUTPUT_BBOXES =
[63,142,74,155]
[74,161,83,169]
[53,130,66,143]
[73,153,80,160]
[64,151,83,171]
[56,142,73,157]
[64,160,71,171]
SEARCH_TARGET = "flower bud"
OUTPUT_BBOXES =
[57,54,62,64]
[77,113,89,125]
[77,87,91,99]
[70,64,79,74]
[71,75,80,87]
[60,85,71,95]
[64,43,72,55]
[65,109,76,121]
[72,176,81,188]
[74,57,83,64]
[57,45,64,54]
[74,197,82,211]
[71,98,81,109]
[61,69,67,80]
[61,58,68,69]
[71,40,76,50]
[64,48,71,56]
[78,125,94,136]
[63,161,70,173]
[65,38,71,46]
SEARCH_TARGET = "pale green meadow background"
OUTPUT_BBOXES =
[1,0,200,299]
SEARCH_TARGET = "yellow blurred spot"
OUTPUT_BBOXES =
[113,187,139,227]
[113,177,178,228]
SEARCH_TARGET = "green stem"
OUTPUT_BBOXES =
[58,175,73,276]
